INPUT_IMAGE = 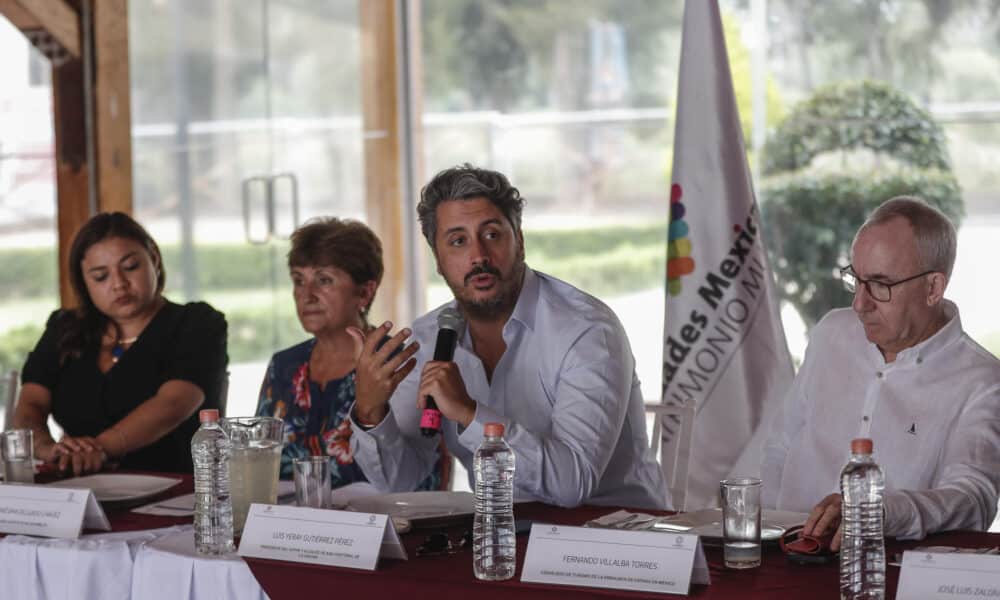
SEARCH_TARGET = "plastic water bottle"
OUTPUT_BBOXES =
[473,422,516,581]
[192,408,235,554]
[839,438,885,599]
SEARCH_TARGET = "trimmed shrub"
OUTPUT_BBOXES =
[760,80,964,327]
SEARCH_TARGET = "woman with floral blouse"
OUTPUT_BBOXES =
[256,218,444,489]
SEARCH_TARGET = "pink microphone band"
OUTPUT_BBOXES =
[420,408,442,430]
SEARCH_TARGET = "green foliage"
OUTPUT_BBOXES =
[761,171,962,327]
[981,332,1000,361]
[421,0,682,111]
[523,224,665,258]
[224,306,303,363]
[721,12,785,142]
[523,223,666,296]
[761,80,964,327]
[762,81,952,175]
[0,222,669,368]
[0,324,43,373]
[0,249,59,299]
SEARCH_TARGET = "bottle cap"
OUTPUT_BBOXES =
[484,422,505,437]
[851,438,873,454]
[199,409,220,423]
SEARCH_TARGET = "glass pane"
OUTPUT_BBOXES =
[419,1,683,403]
[747,0,1000,359]
[129,0,365,418]
[0,20,59,396]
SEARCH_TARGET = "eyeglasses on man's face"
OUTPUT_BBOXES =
[839,265,935,303]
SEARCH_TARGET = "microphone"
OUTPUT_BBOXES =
[421,307,464,436]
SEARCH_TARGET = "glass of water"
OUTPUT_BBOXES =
[720,477,762,569]
[293,456,331,509]
[1,429,35,484]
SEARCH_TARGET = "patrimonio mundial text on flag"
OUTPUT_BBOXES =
[661,0,794,509]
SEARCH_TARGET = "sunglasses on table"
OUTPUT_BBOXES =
[415,529,473,557]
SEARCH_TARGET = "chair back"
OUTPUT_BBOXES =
[218,371,230,418]
[645,401,695,512]
[2,370,20,430]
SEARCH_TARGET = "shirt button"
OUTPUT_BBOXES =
[916,357,923,365]
[876,371,883,379]
[863,416,870,422]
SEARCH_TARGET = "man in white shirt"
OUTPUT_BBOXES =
[346,164,667,509]
[762,196,1000,547]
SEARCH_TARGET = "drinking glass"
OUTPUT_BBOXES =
[220,417,284,535]
[1,429,34,484]
[720,477,762,569]
[293,456,331,509]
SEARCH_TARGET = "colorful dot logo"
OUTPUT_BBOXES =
[667,183,695,296]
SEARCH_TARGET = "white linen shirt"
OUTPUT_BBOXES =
[762,301,1000,539]
[350,267,668,510]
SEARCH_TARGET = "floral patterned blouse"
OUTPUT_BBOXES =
[256,338,443,490]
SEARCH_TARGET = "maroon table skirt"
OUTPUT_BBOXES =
[20,472,998,600]
[242,502,1000,600]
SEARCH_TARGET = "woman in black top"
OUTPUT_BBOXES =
[14,212,227,474]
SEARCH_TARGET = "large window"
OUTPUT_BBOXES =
[2,0,996,424]
[731,0,1000,359]
[129,1,366,417]
[420,1,682,401]
[0,20,59,381]
[417,0,1000,396]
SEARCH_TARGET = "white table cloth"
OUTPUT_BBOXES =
[132,527,267,600]
[0,526,268,600]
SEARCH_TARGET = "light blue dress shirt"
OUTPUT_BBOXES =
[350,268,668,510]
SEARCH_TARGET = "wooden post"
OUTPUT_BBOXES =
[92,0,131,215]
[359,0,407,326]
[52,57,90,307]
[0,0,80,57]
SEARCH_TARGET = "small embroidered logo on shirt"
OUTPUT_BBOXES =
[906,423,917,435]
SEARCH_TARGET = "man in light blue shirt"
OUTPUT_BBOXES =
[348,164,667,509]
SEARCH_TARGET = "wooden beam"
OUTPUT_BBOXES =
[50,0,133,306]
[359,0,407,326]
[92,0,131,214]
[10,0,80,57]
[0,0,40,29]
[52,57,89,307]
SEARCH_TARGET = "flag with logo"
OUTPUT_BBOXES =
[660,0,794,509]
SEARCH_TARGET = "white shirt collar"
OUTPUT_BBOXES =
[884,299,962,366]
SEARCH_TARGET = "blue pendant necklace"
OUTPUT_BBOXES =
[111,336,139,364]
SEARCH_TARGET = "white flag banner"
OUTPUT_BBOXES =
[661,0,794,509]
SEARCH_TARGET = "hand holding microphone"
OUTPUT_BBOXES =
[419,307,467,436]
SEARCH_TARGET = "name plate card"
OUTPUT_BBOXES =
[238,503,407,570]
[897,550,1000,599]
[521,524,710,595]
[0,484,110,539]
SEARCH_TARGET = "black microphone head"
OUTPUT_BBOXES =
[437,306,464,333]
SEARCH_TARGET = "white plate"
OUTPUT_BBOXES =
[654,508,809,541]
[47,474,182,503]
[346,491,474,522]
